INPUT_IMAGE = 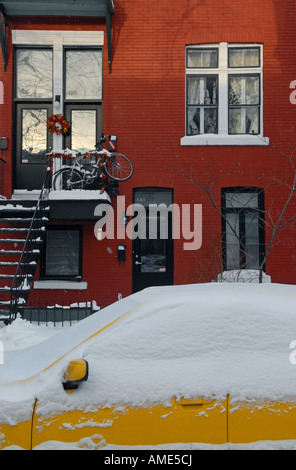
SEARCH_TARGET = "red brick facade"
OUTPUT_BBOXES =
[0,0,295,310]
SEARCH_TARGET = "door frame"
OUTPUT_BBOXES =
[132,187,174,293]
[11,32,104,192]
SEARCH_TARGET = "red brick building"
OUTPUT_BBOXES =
[0,0,295,319]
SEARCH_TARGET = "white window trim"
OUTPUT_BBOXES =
[181,42,269,146]
[12,30,104,112]
[34,280,88,290]
[12,30,104,46]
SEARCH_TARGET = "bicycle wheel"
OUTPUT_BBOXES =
[105,153,133,182]
[53,168,85,190]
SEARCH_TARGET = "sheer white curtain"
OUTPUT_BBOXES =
[187,76,218,135]
[229,48,259,67]
[187,49,217,68]
[229,76,259,134]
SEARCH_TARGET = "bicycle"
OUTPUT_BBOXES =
[52,134,133,190]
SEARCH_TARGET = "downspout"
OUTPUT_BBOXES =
[0,4,8,71]
[104,0,114,73]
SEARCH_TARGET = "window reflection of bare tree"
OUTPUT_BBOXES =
[17,50,52,98]
[22,109,47,162]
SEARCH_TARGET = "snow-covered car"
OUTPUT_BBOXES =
[1,283,296,450]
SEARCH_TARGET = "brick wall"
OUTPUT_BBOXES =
[1,0,296,307]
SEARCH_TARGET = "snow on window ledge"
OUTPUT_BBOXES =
[49,190,111,201]
[34,281,88,290]
[217,270,271,283]
[180,134,269,146]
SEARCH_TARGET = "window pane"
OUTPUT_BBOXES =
[187,107,200,135]
[16,49,52,99]
[204,108,218,133]
[187,107,217,135]
[245,213,259,269]
[65,49,102,100]
[187,49,218,68]
[45,230,80,277]
[187,77,202,105]
[229,107,259,134]
[223,189,263,271]
[229,76,259,105]
[22,109,48,164]
[225,213,240,270]
[187,76,217,105]
[225,192,259,208]
[71,110,96,151]
[140,239,166,273]
[229,48,260,67]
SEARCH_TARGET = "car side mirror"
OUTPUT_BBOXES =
[63,359,89,392]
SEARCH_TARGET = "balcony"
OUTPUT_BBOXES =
[12,152,116,220]
[48,152,115,221]
[49,190,112,221]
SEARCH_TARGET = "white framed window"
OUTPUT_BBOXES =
[181,43,269,146]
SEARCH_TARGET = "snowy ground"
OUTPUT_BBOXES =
[1,282,296,450]
[0,317,66,351]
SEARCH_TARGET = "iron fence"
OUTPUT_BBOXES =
[17,300,99,326]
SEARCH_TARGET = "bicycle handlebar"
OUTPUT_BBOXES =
[95,133,107,150]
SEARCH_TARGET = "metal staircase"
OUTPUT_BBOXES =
[0,172,50,324]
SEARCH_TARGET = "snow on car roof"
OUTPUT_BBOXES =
[1,283,296,421]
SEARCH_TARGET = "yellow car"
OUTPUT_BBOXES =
[1,283,296,450]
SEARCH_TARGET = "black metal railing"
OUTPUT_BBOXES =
[9,169,51,321]
[18,300,99,326]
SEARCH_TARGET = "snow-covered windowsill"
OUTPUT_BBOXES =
[49,190,111,201]
[34,281,88,290]
[180,134,269,146]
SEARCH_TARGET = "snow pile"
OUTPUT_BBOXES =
[0,204,29,210]
[39,440,296,451]
[0,283,296,423]
[4,440,296,451]
[0,318,67,351]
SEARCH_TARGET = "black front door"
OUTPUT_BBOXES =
[132,188,174,293]
[14,47,53,190]
[15,104,53,190]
